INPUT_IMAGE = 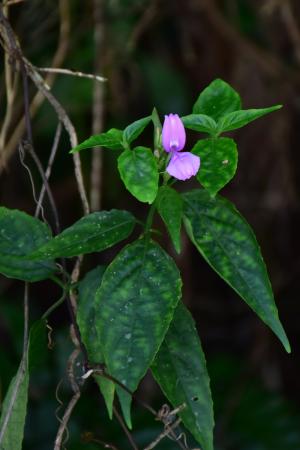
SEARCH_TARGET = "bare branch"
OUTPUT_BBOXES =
[113,406,139,450]
[35,122,62,220]
[143,418,182,450]
[35,66,107,83]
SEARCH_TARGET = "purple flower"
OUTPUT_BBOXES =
[166,152,200,181]
[162,114,186,152]
[162,113,200,180]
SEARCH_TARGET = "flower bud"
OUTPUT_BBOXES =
[162,114,186,152]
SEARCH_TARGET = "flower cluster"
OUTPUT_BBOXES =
[162,113,200,181]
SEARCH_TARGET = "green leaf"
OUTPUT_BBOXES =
[95,239,182,427]
[0,321,46,450]
[157,186,183,253]
[193,79,241,121]
[152,302,214,450]
[181,114,218,135]
[0,207,56,282]
[70,128,124,153]
[192,137,238,196]
[123,116,151,144]
[78,266,115,419]
[217,105,282,133]
[183,190,290,353]
[118,147,159,203]
[29,210,135,259]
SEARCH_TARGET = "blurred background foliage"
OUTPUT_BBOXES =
[1,0,300,449]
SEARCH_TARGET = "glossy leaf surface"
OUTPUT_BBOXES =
[118,147,158,203]
[30,210,135,259]
[152,302,214,450]
[157,186,183,253]
[183,190,290,353]
[70,128,124,153]
[78,266,115,418]
[0,207,55,282]
[95,239,182,427]
[193,79,241,121]
[192,137,238,196]
[217,106,282,133]
[0,321,45,450]
[181,114,218,135]
[123,116,151,144]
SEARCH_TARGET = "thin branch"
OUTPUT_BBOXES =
[35,66,107,83]
[280,0,300,65]
[0,0,70,171]
[113,406,139,450]
[143,418,182,450]
[35,122,62,220]
[54,390,80,450]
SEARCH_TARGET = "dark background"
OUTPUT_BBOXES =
[1,1,300,449]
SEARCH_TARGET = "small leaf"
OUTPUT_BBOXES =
[78,266,115,418]
[0,207,56,282]
[181,114,218,135]
[118,147,159,203]
[157,186,183,253]
[193,79,241,121]
[183,189,290,353]
[192,137,238,196]
[152,302,214,450]
[95,239,182,428]
[70,128,124,153]
[217,105,282,133]
[29,210,135,259]
[123,116,151,144]
[0,321,45,450]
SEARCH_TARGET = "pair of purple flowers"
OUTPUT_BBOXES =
[162,114,200,181]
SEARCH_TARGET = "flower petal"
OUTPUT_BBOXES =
[166,152,200,181]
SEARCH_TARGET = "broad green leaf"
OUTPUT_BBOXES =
[29,210,135,259]
[118,147,159,203]
[123,116,151,144]
[152,302,214,450]
[70,128,124,153]
[0,321,45,450]
[217,106,282,133]
[0,207,56,282]
[183,190,290,353]
[95,239,182,427]
[192,137,238,196]
[78,266,114,418]
[181,114,218,135]
[193,79,241,121]
[157,186,183,253]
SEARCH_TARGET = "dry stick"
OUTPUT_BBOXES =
[36,66,106,83]
[113,406,139,450]
[35,122,62,219]
[143,418,182,450]
[90,0,105,212]
[0,0,70,171]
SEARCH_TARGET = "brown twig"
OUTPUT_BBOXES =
[143,418,182,450]
[35,66,107,83]
[35,122,62,220]
[113,406,139,450]
[0,0,70,171]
